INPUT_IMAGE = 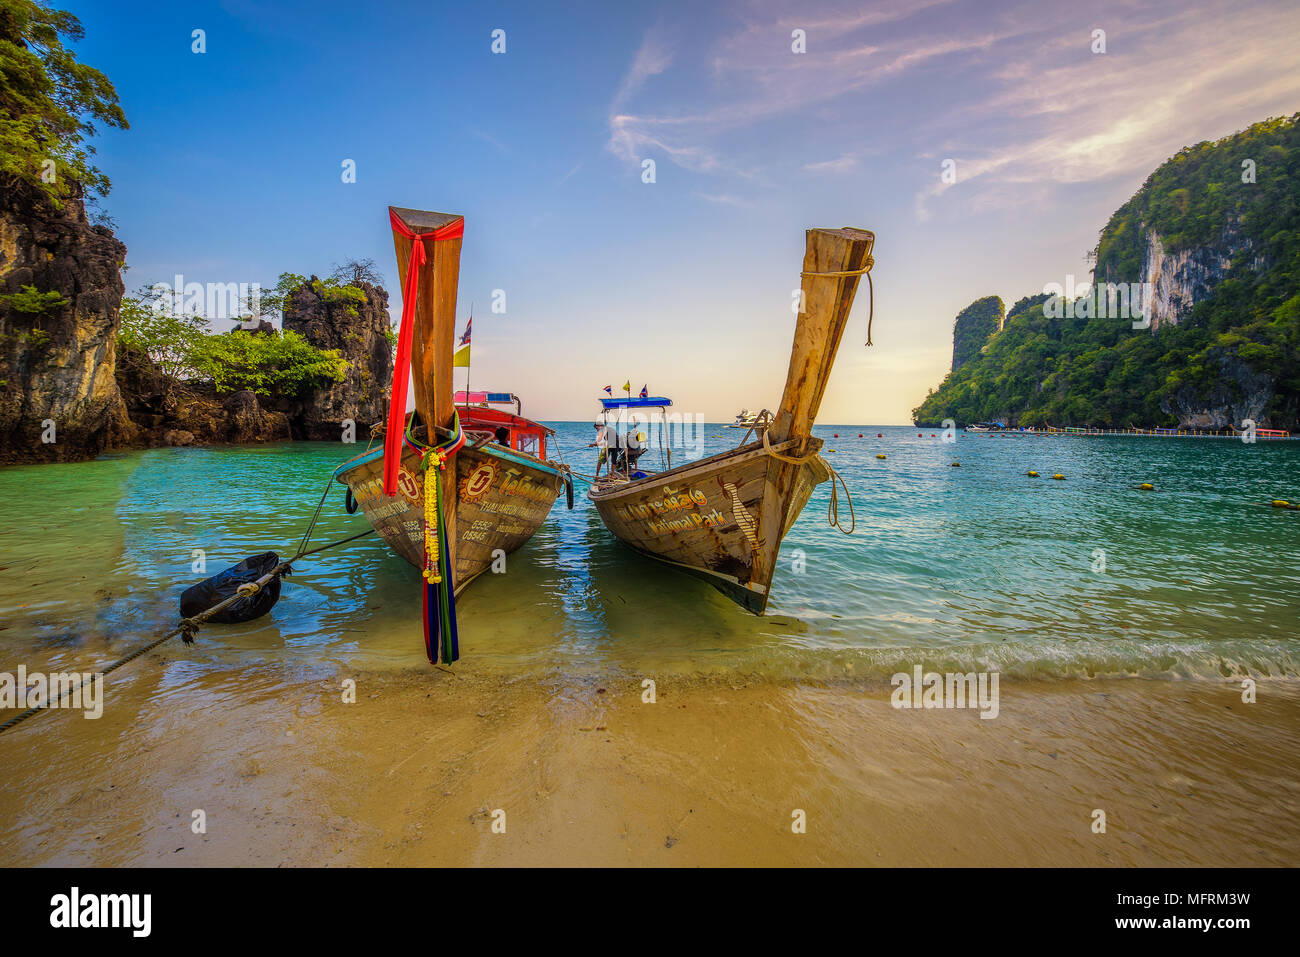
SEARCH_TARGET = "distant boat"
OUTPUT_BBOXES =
[587,226,874,613]
[334,207,568,663]
[965,422,1005,432]
[726,409,764,428]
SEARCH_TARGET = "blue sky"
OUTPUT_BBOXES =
[72,0,1300,422]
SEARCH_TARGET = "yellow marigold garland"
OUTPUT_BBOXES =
[422,448,446,583]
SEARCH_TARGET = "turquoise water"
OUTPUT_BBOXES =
[0,426,1296,680]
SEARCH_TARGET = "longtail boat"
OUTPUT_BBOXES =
[334,207,568,664]
[588,226,874,613]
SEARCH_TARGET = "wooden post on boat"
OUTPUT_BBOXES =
[751,227,873,607]
[390,206,464,554]
[768,228,875,450]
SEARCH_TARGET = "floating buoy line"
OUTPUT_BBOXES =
[861,452,1295,510]
[0,475,375,736]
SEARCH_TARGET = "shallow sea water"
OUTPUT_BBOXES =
[1,425,1295,682]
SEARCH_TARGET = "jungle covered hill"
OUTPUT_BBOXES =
[914,114,1300,430]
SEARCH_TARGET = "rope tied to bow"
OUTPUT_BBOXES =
[756,418,856,535]
[801,254,876,346]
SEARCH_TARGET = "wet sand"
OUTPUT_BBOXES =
[1,662,1296,867]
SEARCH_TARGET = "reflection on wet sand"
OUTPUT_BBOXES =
[2,665,1295,867]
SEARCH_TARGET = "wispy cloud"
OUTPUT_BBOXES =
[557,162,584,186]
[606,0,1019,177]
[470,128,509,155]
[611,27,674,110]
[602,0,1300,238]
[694,191,753,207]
[804,153,860,174]
[912,1,1300,220]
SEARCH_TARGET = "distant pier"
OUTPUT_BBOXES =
[1022,426,1294,440]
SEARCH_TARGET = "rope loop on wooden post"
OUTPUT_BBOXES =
[801,255,876,346]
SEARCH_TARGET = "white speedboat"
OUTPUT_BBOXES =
[727,409,763,428]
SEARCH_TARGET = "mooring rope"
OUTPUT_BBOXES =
[0,506,376,735]
[294,473,336,561]
[761,426,820,465]
[825,465,856,535]
[758,423,856,534]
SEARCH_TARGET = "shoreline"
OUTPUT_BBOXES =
[2,666,1295,867]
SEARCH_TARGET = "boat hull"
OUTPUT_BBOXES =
[588,437,829,613]
[336,442,563,595]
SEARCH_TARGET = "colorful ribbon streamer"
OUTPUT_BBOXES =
[382,210,465,496]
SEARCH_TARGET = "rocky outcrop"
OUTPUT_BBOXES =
[0,177,132,464]
[1136,221,1267,330]
[115,345,291,446]
[281,278,392,439]
[1159,349,1274,429]
[950,296,1004,372]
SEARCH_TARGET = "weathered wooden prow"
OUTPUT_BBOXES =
[769,227,875,447]
[389,206,464,434]
[389,205,465,561]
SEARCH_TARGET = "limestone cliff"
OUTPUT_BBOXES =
[950,296,1004,373]
[280,277,392,440]
[915,113,1299,430]
[0,177,132,464]
[1121,220,1268,331]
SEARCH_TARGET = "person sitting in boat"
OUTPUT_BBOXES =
[494,427,511,447]
[589,418,618,476]
[625,426,648,472]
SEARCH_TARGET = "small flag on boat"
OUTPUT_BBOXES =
[622,380,631,393]
[603,385,612,394]
[453,316,471,367]
[639,384,648,398]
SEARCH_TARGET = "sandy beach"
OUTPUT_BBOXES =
[2,662,1295,867]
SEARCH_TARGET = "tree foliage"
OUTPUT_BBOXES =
[0,282,67,317]
[330,258,383,287]
[187,329,347,397]
[119,287,348,398]
[0,0,127,201]
[118,291,207,381]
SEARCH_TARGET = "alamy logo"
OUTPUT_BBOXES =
[0,667,102,718]
[149,274,261,320]
[1043,275,1152,328]
[891,665,999,719]
[50,888,151,937]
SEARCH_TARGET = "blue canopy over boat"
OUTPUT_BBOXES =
[600,396,673,410]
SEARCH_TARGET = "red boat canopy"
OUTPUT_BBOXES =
[455,390,522,415]
[457,402,550,460]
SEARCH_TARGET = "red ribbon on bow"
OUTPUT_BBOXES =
[383,210,465,496]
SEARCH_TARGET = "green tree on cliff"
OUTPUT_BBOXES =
[0,0,127,201]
